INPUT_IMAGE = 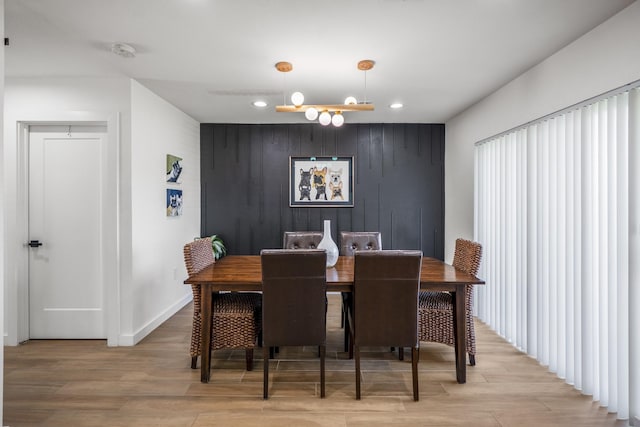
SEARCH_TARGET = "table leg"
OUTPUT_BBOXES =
[200,283,213,383]
[452,285,467,384]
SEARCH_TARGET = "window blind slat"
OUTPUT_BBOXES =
[474,87,638,420]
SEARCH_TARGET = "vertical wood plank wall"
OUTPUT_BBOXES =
[200,123,445,259]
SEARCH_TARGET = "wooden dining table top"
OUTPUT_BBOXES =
[184,255,485,291]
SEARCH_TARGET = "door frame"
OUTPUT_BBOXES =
[14,112,120,346]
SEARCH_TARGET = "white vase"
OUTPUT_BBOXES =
[318,219,339,268]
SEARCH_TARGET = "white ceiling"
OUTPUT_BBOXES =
[4,0,635,124]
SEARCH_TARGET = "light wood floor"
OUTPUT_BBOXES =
[3,294,626,427]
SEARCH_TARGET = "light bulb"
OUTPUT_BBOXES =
[331,112,344,127]
[305,107,319,121]
[319,111,331,126]
[291,91,304,107]
[390,103,403,109]
[252,100,267,108]
[344,96,357,105]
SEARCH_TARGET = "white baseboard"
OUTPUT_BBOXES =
[118,293,192,346]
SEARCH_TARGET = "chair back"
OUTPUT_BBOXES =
[452,238,482,276]
[354,250,422,347]
[183,237,214,275]
[260,249,327,346]
[282,231,323,249]
[340,231,382,255]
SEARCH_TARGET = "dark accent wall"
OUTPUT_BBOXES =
[200,123,445,259]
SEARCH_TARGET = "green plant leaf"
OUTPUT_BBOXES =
[210,234,227,259]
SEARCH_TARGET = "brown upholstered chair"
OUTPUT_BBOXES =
[351,250,422,401]
[283,231,323,249]
[339,231,382,256]
[183,237,262,370]
[278,231,326,358]
[261,249,327,399]
[339,231,382,355]
[418,238,482,366]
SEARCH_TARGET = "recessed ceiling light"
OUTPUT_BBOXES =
[390,103,403,109]
[110,42,136,58]
[253,100,267,108]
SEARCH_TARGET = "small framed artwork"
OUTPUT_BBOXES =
[166,154,183,183]
[166,189,183,217]
[289,156,354,207]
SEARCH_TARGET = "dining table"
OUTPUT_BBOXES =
[184,255,484,384]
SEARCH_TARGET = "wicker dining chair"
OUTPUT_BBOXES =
[183,237,262,370]
[339,231,382,356]
[261,249,327,399]
[418,238,482,366]
[352,250,423,401]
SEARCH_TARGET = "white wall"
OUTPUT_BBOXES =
[1,0,6,421]
[123,80,199,345]
[444,1,640,260]
[3,77,131,346]
[3,77,199,347]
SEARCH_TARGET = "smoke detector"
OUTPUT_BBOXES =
[111,43,136,58]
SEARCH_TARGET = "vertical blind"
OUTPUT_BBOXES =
[474,85,640,420]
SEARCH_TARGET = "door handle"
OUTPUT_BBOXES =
[28,240,43,248]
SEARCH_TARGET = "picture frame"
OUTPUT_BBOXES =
[289,156,354,207]
[166,189,183,217]
[166,154,183,183]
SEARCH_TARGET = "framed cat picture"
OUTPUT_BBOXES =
[289,156,354,207]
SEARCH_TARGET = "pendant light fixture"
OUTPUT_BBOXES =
[275,60,375,126]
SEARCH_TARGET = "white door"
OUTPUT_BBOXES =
[28,125,106,339]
